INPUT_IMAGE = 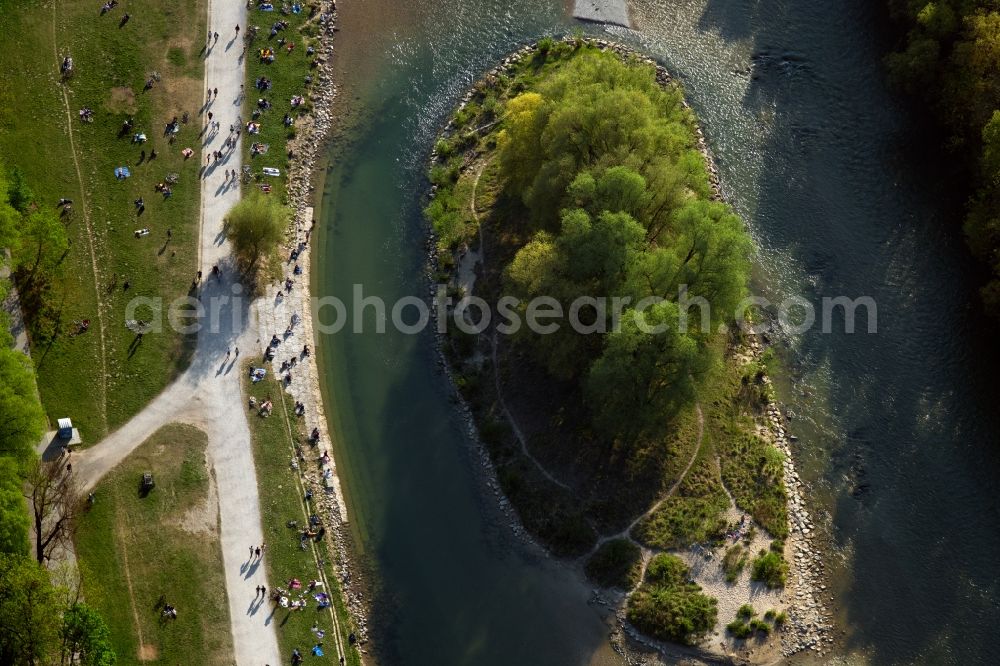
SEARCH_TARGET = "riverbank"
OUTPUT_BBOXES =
[243,0,373,654]
[426,37,830,662]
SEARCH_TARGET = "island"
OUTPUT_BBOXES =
[426,37,829,661]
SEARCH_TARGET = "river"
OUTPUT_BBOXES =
[313,1,1000,664]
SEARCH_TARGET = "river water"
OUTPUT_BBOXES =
[313,1,1000,664]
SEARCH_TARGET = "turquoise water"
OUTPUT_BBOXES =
[314,1,1000,664]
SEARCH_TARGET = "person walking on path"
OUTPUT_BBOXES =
[226,348,231,361]
[235,347,240,358]
[254,546,261,559]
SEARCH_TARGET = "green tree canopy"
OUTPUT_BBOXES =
[224,192,290,272]
[0,458,28,556]
[498,52,700,229]
[0,347,46,464]
[21,209,68,276]
[0,168,20,253]
[493,51,752,441]
[587,301,709,439]
[62,602,116,666]
[0,553,60,665]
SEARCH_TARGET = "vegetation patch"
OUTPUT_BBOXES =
[722,544,749,583]
[584,538,642,589]
[750,548,789,589]
[626,553,718,645]
[74,423,232,664]
[632,455,729,550]
[726,603,783,640]
[241,4,324,201]
[885,0,1000,317]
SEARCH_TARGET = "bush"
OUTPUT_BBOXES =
[726,620,752,639]
[750,549,788,588]
[728,612,771,639]
[722,545,748,583]
[736,604,755,621]
[626,554,718,645]
[434,138,454,159]
[584,538,641,589]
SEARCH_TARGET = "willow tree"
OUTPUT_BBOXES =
[495,49,752,444]
[224,192,290,273]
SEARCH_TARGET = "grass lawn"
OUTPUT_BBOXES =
[242,361,361,665]
[0,0,207,440]
[242,3,323,201]
[74,423,232,664]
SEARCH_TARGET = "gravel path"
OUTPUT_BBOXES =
[72,0,283,663]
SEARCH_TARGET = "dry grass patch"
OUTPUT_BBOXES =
[106,86,138,115]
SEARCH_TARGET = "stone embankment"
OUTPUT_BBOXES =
[256,0,372,650]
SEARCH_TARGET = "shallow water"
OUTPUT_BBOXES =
[314,1,1000,664]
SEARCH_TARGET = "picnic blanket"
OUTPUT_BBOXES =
[250,367,267,382]
[262,167,280,177]
[114,166,131,179]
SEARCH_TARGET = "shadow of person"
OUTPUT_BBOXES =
[243,559,261,579]
[127,333,144,359]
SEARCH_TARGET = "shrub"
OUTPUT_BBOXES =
[726,621,752,639]
[736,604,755,621]
[434,138,454,159]
[626,554,718,645]
[751,549,788,588]
[722,545,748,583]
[584,539,641,589]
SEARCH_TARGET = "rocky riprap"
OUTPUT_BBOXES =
[258,0,374,650]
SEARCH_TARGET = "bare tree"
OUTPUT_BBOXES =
[24,457,79,564]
